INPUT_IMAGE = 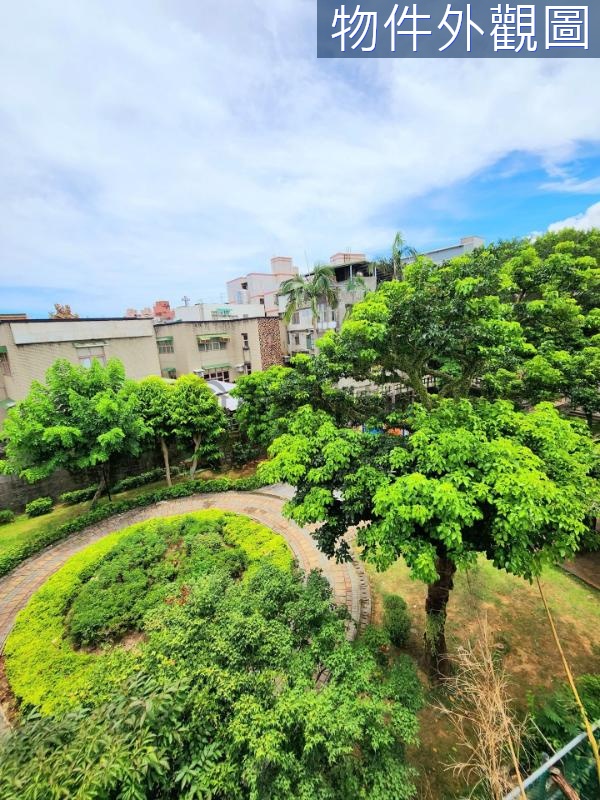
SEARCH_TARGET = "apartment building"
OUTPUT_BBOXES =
[283,238,485,355]
[227,257,299,316]
[172,301,266,322]
[402,235,485,266]
[0,318,161,421]
[154,316,286,382]
[284,252,376,355]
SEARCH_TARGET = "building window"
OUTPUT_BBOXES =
[291,312,300,325]
[244,364,252,375]
[241,282,248,290]
[259,297,265,305]
[198,339,228,352]
[0,351,11,376]
[162,368,177,380]
[157,340,174,354]
[203,369,230,382]
[77,346,106,367]
[241,332,249,349]
[294,334,300,346]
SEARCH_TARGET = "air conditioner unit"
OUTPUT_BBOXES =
[235,364,245,372]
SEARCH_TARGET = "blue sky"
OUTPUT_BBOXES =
[1,1,600,318]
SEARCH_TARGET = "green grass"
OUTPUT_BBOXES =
[0,467,250,559]
[367,555,600,798]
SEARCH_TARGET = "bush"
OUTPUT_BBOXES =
[383,594,411,648]
[59,487,97,505]
[25,497,53,518]
[1,517,421,800]
[4,510,293,715]
[0,509,15,525]
[111,467,171,494]
[0,474,267,579]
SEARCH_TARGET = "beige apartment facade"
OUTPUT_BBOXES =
[0,318,161,421]
[154,316,286,382]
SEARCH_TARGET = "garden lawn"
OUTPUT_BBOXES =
[367,556,600,799]
[0,466,254,560]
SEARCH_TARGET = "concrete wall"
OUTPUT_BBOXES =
[0,319,161,409]
[155,317,287,381]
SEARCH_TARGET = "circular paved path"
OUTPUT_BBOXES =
[0,488,371,652]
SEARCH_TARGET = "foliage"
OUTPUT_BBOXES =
[2,515,421,800]
[383,594,411,648]
[170,374,227,476]
[59,467,179,505]
[0,474,268,579]
[526,674,600,796]
[135,376,178,484]
[0,509,15,525]
[0,359,149,493]
[59,486,98,505]
[319,253,531,407]
[278,264,339,346]
[233,354,380,450]
[25,497,53,518]
[261,400,598,670]
[4,510,292,714]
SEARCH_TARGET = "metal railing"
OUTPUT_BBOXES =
[504,722,599,800]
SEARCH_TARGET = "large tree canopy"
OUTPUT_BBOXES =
[0,359,148,497]
[261,400,598,674]
[319,254,531,407]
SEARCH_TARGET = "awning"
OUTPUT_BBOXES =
[0,398,15,410]
[200,362,231,370]
[156,336,174,343]
[0,346,7,354]
[197,333,229,341]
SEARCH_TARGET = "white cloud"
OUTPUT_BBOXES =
[548,202,600,232]
[0,1,600,313]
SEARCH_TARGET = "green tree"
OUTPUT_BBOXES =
[0,359,148,501]
[136,376,177,486]
[232,354,379,451]
[319,255,531,407]
[170,374,226,477]
[279,265,339,351]
[261,400,598,676]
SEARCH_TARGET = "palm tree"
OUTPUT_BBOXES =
[279,265,339,352]
[370,231,417,283]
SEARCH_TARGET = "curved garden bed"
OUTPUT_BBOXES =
[0,508,422,800]
[4,510,292,714]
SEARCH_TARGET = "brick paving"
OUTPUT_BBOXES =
[0,489,371,731]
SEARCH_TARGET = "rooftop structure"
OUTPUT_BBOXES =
[227,256,299,316]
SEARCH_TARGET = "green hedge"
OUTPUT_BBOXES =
[59,467,183,505]
[382,594,411,648]
[0,509,16,526]
[0,474,267,579]
[25,497,54,518]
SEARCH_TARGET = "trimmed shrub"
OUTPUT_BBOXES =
[59,487,98,505]
[25,497,53,518]
[111,467,170,494]
[0,509,15,526]
[383,594,411,648]
[0,474,267,578]
[3,510,293,714]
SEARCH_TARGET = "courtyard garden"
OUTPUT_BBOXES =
[0,230,598,798]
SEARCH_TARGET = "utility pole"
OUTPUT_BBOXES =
[181,295,190,307]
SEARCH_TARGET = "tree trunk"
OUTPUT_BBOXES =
[585,410,594,430]
[90,472,106,508]
[425,556,457,679]
[103,464,112,502]
[160,437,172,487]
[550,767,580,800]
[189,435,201,478]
